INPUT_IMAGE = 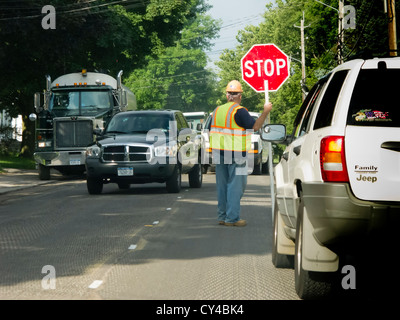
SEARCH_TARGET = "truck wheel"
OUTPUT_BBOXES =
[87,177,103,194]
[294,199,333,299]
[189,163,202,188]
[38,164,51,180]
[272,199,294,268]
[166,165,181,193]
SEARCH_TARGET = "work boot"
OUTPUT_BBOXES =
[224,219,247,227]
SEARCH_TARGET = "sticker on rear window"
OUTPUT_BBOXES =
[352,109,392,122]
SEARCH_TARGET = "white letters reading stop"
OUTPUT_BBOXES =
[241,44,290,92]
[244,59,287,78]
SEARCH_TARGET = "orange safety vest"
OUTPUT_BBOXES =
[210,102,251,152]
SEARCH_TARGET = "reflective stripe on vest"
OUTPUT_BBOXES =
[210,102,252,152]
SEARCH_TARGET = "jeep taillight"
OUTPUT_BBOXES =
[320,136,349,182]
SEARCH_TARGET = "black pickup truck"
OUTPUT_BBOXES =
[85,110,203,194]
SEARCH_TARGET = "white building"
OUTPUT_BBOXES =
[0,110,23,142]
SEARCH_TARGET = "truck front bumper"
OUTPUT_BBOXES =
[85,158,176,184]
[302,182,400,246]
[34,151,86,167]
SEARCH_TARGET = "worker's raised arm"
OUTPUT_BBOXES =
[252,102,272,131]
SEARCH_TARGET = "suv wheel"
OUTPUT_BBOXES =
[189,163,202,188]
[295,198,334,299]
[166,165,181,193]
[87,177,103,194]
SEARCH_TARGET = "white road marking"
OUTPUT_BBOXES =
[88,280,103,289]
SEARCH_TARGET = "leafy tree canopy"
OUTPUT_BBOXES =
[125,0,221,113]
[217,0,399,133]
[0,0,202,156]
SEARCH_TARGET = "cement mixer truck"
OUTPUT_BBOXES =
[30,69,136,180]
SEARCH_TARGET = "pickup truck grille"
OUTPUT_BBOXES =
[54,119,93,149]
[102,145,150,162]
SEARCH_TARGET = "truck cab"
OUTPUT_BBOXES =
[30,70,136,180]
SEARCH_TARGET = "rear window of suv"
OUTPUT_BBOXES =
[347,68,400,127]
[313,70,349,130]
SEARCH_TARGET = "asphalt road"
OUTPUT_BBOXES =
[0,172,300,301]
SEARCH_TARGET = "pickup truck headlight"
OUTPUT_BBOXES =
[86,145,101,158]
[154,143,178,157]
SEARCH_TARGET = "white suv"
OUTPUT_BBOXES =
[262,57,400,299]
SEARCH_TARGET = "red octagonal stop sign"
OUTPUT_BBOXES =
[241,44,290,92]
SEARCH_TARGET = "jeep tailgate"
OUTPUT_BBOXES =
[345,126,400,201]
[344,63,400,202]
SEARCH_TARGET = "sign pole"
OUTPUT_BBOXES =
[264,79,269,103]
[265,80,275,219]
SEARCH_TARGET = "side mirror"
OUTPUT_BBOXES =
[121,90,127,107]
[196,123,203,131]
[93,128,103,136]
[29,113,37,122]
[34,92,42,113]
[261,124,286,144]
[178,127,193,142]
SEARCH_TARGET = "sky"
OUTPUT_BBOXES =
[206,0,274,70]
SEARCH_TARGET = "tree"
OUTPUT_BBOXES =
[216,0,400,130]
[215,0,399,158]
[0,0,198,157]
[125,0,221,113]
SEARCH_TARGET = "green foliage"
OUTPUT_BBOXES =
[0,154,36,170]
[125,0,221,113]
[0,0,201,156]
[216,0,399,133]
[214,0,399,157]
[1,0,399,159]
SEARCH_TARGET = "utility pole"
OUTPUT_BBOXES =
[294,12,310,101]
[386,0,398,56]
[315,0,345,64]
[338,0,344,64]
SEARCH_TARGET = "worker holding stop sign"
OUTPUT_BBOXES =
[241,43,290,216]
[209,80,272,227]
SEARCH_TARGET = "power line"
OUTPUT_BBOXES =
[0,0,149,21]
[129,70,210,85]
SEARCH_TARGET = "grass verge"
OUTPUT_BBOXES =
[0,155,36,171]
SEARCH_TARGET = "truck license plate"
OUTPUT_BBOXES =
[118,167,133,176]
[70,159,81,165]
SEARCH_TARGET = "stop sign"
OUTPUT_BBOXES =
[241,44,290,92]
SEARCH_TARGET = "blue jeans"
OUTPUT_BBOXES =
[214,152,248,223]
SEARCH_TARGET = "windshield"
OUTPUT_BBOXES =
[49,90,113,116]
[347,69,400,127]
[105,113,172,134]
[186,117,205,129]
